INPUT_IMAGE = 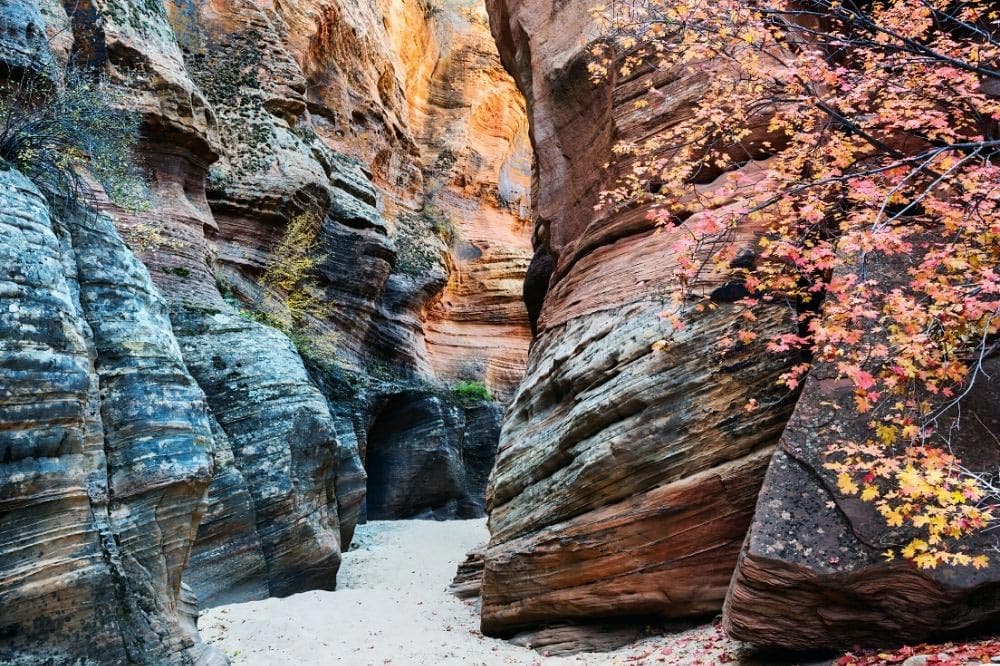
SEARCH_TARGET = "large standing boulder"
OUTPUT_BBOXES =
[724,252,1000,648]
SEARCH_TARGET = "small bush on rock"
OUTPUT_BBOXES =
[0,61,148,210]
[451,380,492,404]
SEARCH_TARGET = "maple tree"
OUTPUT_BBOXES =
[589,0,1000,567]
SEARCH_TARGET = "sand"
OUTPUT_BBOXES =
[197,519,747,665]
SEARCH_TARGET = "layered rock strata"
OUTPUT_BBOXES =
[1,0,532,660]
[365,394,502,519]
[0,166,220,664]
[481,0,799,635]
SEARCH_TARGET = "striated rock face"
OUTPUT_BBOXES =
[365,394,502,519]
[481,0,799,636]
[176,310,345,600]
[414,0,533,401]
[2,0,531,659]
[725,378,1000,650]
[45,0,530,610]
[0,167,220,664]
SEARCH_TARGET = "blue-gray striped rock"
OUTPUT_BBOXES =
[0,166,222,665]
[175,307,348,598]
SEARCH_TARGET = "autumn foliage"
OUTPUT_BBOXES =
[590,0,1000,567]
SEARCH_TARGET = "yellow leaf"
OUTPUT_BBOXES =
[973,555,990,570]
[837,472,859,496]
[884,508,904,527]
[901,538,928,559]
[876,424,897,445]
[860,485,879,502]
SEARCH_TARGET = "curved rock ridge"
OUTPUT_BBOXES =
[485,0,1000,650]
[0,166,221,664]
[481,0,799,636]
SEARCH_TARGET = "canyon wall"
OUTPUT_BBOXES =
[0,158,219,663]
[481,0,798,639]
[485,0,1000,650]
[0,0,530,659]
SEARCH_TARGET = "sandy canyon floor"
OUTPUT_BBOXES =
[198,519,756,665]
[198,520,1000,665]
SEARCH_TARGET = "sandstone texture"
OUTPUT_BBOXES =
[365,394,502,519]
[1,0,530,660]
[0,168,221,664]
[481,0,799,636]
[484,0,1000,647]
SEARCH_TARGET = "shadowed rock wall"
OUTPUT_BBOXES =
[723,251,1000,648]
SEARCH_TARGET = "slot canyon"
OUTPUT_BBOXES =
[0,0,999,663]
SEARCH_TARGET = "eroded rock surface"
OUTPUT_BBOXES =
[365,393,502,519]
[0,167,220,664]
[0,0,530,663]
[481,0,798,635]
[2,0,531,659]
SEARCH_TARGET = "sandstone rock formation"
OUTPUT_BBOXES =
[480,0,800,636]
[1,0,531,660]
[0,167,220,663]
[60,0,528,606]
[365,394,502,519]
[484,0,1000,647]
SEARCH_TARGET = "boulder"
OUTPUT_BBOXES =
[724,253,1000,648]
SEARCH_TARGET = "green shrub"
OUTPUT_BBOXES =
[0,61,149,210]
[451,380,493,404]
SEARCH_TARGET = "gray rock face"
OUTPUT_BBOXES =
[0,167,220,664]
[0,0,51,76]
[176,308,345,599]
[184,413,269,608]
[364,392,502,520]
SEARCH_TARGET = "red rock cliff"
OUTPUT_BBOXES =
[481,0,798,637]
